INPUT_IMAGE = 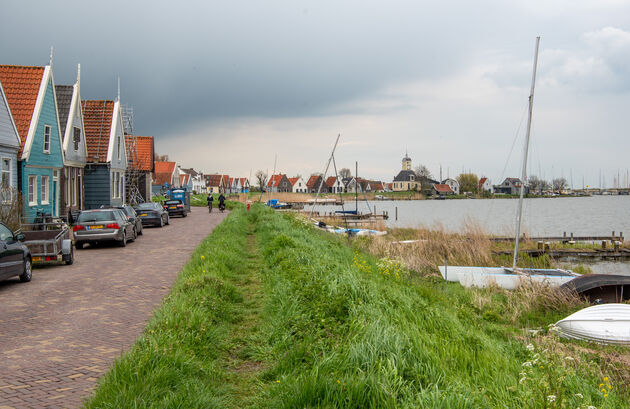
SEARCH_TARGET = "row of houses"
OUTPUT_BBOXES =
[152,162,251,195]
[264,174,387,194]
[0,62,158,222]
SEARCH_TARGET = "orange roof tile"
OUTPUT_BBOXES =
[434,184,453,193]
[154,161,176,185]
[205,174,222,187]
[306,175,322,189]
[325,176,337,187]
[288,177,299,186]
[0,65,45,156]
[82,100,114,163]
[125,135,153,171]
[267,174,284,187]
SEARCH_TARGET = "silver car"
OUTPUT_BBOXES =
[73,209,136,249]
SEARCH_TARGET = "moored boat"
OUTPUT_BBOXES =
[438,266,579,289]
[555,304,630,345]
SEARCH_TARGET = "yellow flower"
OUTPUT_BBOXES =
[201,255,205,259]
[600,383,604,388]
[608,385,612,389]
[604,393,608,398]
[337,380,341,384]
[276,380,281,383]
[604,376,609,382]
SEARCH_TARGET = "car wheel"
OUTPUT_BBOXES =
[131,227,137,242]
[159,217,164,228]
[64,246,74,265]
[183,211,187,217]
[165,215,170,225]
[138,224,143,235]
[119,233,127,247]
[19,258,32,282]
[76,242,84,250]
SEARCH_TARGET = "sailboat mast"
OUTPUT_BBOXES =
[355,161,358,213]
[513,36,540,270]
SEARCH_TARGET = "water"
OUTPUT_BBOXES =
[311,195,630,275]
[312,195,630,236]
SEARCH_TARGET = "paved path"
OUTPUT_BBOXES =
[0,207,227,408]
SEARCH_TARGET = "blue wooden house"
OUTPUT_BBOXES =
[82,98,128,209]
[0,65,64,221]
[0,79,20,195]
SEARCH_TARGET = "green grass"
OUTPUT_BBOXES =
[86,204,628,408]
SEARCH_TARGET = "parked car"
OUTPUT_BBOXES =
[133,202,170,227]
[0,222,32,282]
[115,204,143,236]
[73,209,136,249]
[163,199,187,217]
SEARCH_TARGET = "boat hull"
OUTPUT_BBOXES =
[556,304,630,345]
[438,266,578,290]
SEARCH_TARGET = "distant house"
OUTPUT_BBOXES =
[238,177,250,193]
[179,173,193,191]
[204,174,223,194]
[342,177,357,193]
[433,184,454,196]
[0,65,65,220]
[82,99,129,209]
[306,175,325,193]
[368,181,385,192]
[154,161,178,190]
[495,177,527,195]
[220,174,230,193]
[288,177,306,193]
[393,154,420,191]
[55,65,87,216]
[125,135,154,202]
[179,167,205,193]
[0,78,20,196]
[478,177,493,193]
[442,178,460,195]
[267,174,291,193]
[325,176,344,193]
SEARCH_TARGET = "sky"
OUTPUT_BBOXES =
[2,0,629,187]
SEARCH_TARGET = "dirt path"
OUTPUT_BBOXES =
[0,208,227,409]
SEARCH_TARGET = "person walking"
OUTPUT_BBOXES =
[207,193,214,212]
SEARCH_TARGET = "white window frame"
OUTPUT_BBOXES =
[43,125,51,154]
[71,169,77,206]
[28,175,37,205]
[76,170,82,207]
[41,175,49,204]
[1,157,11,188]
[64,168,70,205]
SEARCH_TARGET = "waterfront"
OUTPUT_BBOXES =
[311,195,630,236]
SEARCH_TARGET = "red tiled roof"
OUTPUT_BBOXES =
[478,177,488,188]
[180,174,190,186]
[82,100,114,163]
[0,65,45,156]
[306,175,320,189]
[205,174,222,187]
[228,177,234,186]
[267,174,284,187]
[288,177,299,187]
[434,184,453,193]
[154,161,176,185]
[325,176,337,187]
[239,178,248,186]
[221,175,230,188]
[125,135,153,171]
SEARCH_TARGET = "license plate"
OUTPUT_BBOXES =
[169,206,176,209]
[139,213,147,217]
[32,256,42,262]
[88,225,103,230]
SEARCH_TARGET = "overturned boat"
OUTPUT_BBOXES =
[555,304,630,345]
[438,266,579,290]
[561,274,630,304]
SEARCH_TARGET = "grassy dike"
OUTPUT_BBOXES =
[86,204,626,408]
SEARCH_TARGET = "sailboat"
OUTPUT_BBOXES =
[438,37,580,290]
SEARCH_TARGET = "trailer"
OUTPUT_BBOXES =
[21,222,74,265]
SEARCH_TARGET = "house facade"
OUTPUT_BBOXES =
[0,79,20,196]
[238,178,250,193]
[154,161,178,190]
[267,174,291,193]
[306,175,325,193]
[325,176,344,193]
[392,154,419,191]
[125,135,154,202]
[433,183,454,196]
[343,177,359,193]
[82,99,128,209]
[0,65,65,220]
[289,177,306,193]
[442,178,460,195]
[204,174,223,193]
[478,177,493,193]
[495,177,527,195]
[56,66,87,216]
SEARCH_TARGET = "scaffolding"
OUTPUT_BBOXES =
[122,105,146,205]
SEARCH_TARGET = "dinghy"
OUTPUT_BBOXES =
[555,304,630,345]
[438,266,578,289]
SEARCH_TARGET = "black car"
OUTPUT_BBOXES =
[115,204,143,236]
[163,199,187,217]
[0,222,32,283]
[134,202,170,227]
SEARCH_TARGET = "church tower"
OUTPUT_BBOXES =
[402,151,412,171]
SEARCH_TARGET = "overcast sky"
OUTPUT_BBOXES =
[2,0,629,187]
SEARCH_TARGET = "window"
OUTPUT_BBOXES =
[120,173,124,199]
[73,127,81,151]
[0,223,13,241]
[76,170,82,207]
[28,175,37,205]
[41,175,49,204]
[71,169,77,206]
[117,136,121,159]
[43,125,51,153]
[64,168,70,205]
[113,172,119,199]
[1,158,10,188]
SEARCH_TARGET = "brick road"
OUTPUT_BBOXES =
[0,207,227,408]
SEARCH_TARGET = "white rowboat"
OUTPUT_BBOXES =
[438,266,579,290]
[555,304,630,345]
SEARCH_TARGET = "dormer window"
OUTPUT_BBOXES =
[73,127,81,150]
[43,125,51,153]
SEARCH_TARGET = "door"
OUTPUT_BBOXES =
[0,223,22,278]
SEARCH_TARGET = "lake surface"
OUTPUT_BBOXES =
[311,195,630,236]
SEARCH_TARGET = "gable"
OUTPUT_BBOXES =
[59,83,87,165]
[107,101,126,168]
[0,81,20,149]
[82,100,114,163]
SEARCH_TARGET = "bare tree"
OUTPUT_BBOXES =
[553,177,568,193]
[154,153,169,162]
[528,175,550,195]
[414,165,433,179]
[338,168,352,179]
[255,170,268,191]
[0,187,22,231]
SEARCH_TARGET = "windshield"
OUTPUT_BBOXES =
[136,203,156,210]
[78,211,116,222]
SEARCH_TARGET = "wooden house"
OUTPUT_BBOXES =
[125,135,154,202]
[495,177,527,195]
[288,177,306,193]
[204,174,223,194]
[55,65,87,216]
[325,176,344,193]
[154,161,178,190]
[306,175,325,193]
[0,79,20,196]
[433,183,454,196]
[478,177,493,193]
[81,99,128,209]
[267,174,291,193]
[0,65,65,220]
[238,177,250,193]
[442,178,460,195]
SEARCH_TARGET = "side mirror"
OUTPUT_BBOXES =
[15,233,25,241]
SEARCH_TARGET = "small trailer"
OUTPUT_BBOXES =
[20,222,74,265]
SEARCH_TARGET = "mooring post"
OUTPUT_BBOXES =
[602,240,607,250]
[563,231,566,238]
[374,205,376,216]
[614,241,620,252]
[395,207,398,221]
[612,231,615,242]
[537,241,543,250]
[571,232,574,240]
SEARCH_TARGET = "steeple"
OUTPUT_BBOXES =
[402,151,412,171]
